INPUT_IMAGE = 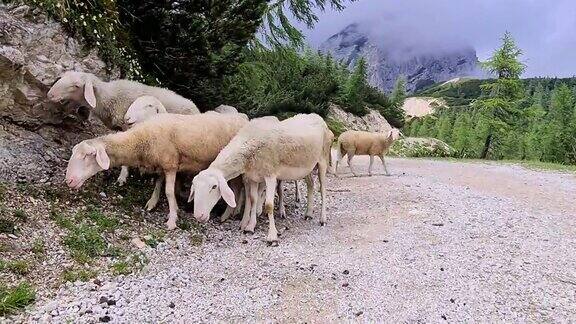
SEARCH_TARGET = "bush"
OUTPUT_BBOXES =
[0,282,35,316]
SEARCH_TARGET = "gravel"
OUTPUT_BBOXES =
[12,157,576,322]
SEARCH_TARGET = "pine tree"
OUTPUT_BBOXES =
[390,76,407,108]
[342,58,369,115]
[475,32,526,159]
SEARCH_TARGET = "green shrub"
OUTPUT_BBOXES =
[61,268,97,282]
[0,282,36,316]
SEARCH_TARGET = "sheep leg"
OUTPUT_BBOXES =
[277,180,286,219]
[255,182,266,216]
[368,155,374,176]
[264,177,279,244]
[117,166,129,186]
[224,188,245,222]
[239,180,252,230]
[335,153,345,177]
[145,175,164,211]
[294,180,301,203]
[379,154,390,176]
[244,181,260,234]
[304,174,314,220]
[347,153,358,177]
[318,161,328,226]
[164,171,178,230]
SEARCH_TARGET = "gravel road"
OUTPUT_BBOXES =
[19,157,576,323]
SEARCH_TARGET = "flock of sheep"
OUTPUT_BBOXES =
[48,71,402,244]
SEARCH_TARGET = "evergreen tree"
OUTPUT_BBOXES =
[342,58,369,115]
[475,32,526,159]
[390,76,407,108]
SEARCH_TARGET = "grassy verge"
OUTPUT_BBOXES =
[406,156,576,173]
[0,282,35,316]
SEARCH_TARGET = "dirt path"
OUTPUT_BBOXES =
[22,158,576,323]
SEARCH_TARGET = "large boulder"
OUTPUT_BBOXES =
[389,137,455,158]
[326,104,392,137]
[0,4,113,183]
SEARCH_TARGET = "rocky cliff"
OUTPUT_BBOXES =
[0,4,113,183]
[320,23,482,93]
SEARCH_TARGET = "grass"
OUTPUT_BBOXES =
[326,117,347,138]
[63,225,107,264]
[13,209,27,222]
[85,207,118,232]
[61,268,97,282]
[0,282,35,316]
[0,260,30,276]
[143,230,165,248]
[111,253,148,275]
[0,218,15,234]
[0,182,6,202]
[31,239,46,255]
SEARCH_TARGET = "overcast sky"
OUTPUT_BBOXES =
[297,0,576,77]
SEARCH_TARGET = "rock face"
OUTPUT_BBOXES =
[327,104,392,133]
[0,4,112,182]
[401,97,447,119]
[320,23,482,93]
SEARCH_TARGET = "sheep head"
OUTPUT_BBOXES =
[47,71,97,108]
[124,96,166,128]
[189,169,236,223]
[65,140,110,190]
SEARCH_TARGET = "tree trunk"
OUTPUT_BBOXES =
[481,133,493,159]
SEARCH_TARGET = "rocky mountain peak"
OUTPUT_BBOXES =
[320,23,483,93]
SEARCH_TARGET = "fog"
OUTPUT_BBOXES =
[297,0,576,77]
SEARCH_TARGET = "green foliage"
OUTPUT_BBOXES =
[326,117,347,138]
[259,0,348,48]
[63,225,107,263]
[18,0,142,79]
[61,268,97,282]
[0,218,15,234]
[118,0,268,108]
[223,47,404,125]
[0,259,30,276]
[13,209,27,222]
[31,239,46,255]
[389,138,456,158]
[0,282,36,316]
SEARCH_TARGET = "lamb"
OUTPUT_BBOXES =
[65,113,248,230]
[47,71,199,130]
[335,128,403,177]
[189,113,333,244]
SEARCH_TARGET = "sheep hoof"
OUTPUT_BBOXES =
[116,178,127,186]
[319,221,325,226]
[304,215,313,220]
[145,201,157,211]
[267,240,279,247]
[166,220,177,231]
[243,229,254,235]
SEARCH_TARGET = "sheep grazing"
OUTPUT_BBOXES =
[47,71,199,130]
[335,128,403,176]
[190,113,333,244]
[65,113,248,230]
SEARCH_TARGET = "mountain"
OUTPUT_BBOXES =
[320,23,483,93]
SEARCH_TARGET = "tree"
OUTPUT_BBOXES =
[475,32,526,159]
[259,0,349,48]
[341,58,369,115]
[390,76,407,108]
[118,0,268,108]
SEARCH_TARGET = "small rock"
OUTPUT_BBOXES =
[441,315,447,320]
[432,223,444,227]
[107,300,116,306]
[450,298,455,303]
[99,296,108,304]
[99,192,107,198]
[99,315,111,322]
[168,302,175,308]
[342,269,349,275]
[131,237,147,249]
[7,234,18,239]
[342,283,349,287]
[440,267,445,271]
[354,311,363,317]
[93,279,103,286]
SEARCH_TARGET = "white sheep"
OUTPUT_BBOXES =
[65,112,248,230]
[47,71,200,130]
[189,113,333,244]
[335,128,403,176]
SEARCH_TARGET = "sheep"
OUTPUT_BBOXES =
[214,104,239,114]
[189,113,333,244]
[335,128,403,177]
[65,112,248,230]
[47,71,199,130]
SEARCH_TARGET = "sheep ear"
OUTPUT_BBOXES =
[94,144,110,170]
[218,176,236,208]
[84,79,97,108]
[188,186,195,203]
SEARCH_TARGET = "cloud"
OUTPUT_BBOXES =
[296,0,576,77]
